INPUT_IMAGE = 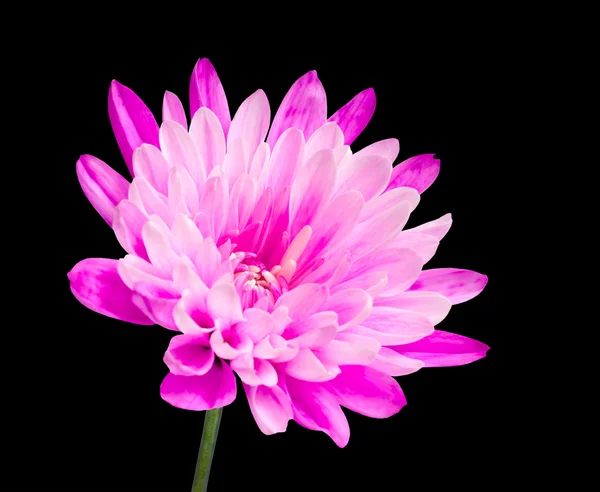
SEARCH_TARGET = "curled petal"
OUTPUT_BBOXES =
[164,334,215,376]
[244,383,293,435]
[160,360,237,410]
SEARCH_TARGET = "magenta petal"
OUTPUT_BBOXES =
[409,268,488,304]
[189,58,231,136]
[385,154,440,194]
[393,330,489,367]
[162,91,188,129]
[244,383,293,435]
[68,258,153,325]
[328,366,406,418]
[286,378,350,447]
[160,360,237,410]
[328,88,376,145]
[267,70,327,147]
[76,155,129,225]
[164,334,215,376]
[108,80,160,176]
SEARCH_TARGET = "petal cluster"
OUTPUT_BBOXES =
[69,58,489,447]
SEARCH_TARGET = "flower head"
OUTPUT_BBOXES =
[68,58,488,447]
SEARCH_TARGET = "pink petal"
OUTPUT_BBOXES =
[389,232,440,264]
[407,212,452,240]
[198,174,228,239]
[375,291,451,325]
[76,155,129,225]
[393,330,489,367]
[409,268,488,304]
[132,292,179,331]
[164,334,215,376]
[160,121,205,188]
[189,58,231,136]
[170,214,204,259]
[210,327,253,360]
[193,237,225,287]
[162,91,188,129]
[336,154,392,202]
[285,312,339,348]
[341,202,411,260]
[132,144,171,195]
[189,107,226,175]
[369,347,424,376]
[267,127,305,196]
[274,283,329,320]
[324,289,372,330]
[304,122,345,159]
[353,138,400,163]
[317,333,380,366]
[297,191,364,268]
[328,366,406,418]
[236,308,279,343]
[358,308,434,345]
[141,216,179,275]
[68,258,153,325]
[228,89,270,158]
[285,348,340,382]
[172,291,214,335]
[267,70,327,147]
[227,174,257,232]
[129,178,172,225]
[289,149,337,237]
[385,154,440,194]
[360,186,420,223]
[328,88,376,145]
[231,354,277,387]
[244,383,293,435]
[168,165,200,216]
[113,200,149,260]
[222,139,249,191]
[160,360,236,410]
[286,378,350,448]
[108,80,160,176]
[117,254,174,291]
[207,283,244,324]
[341,247,422,295]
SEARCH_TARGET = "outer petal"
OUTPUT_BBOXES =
[68,258,153,325]
[164,334,215,376]
[189,58,231,135]
[409,268,488,304]
[227,89,270,158]
[286,378,350,447]
[393,330,489,367]
[76,155,129,225]
[407,213,452,240]
[162,91,188,129]
[267,71,327,147]
[132,144,171,195]
[244,383,293,435]
[385,154,440,194]
[113,200,149,260]
[160,360,237,410]
[369,347,424,376]
[328,366,406,418]
[357,308,434,345]
[375,291,451,325]
[108,80,160,175]
[353,138,399,163]
[328,88,376,145]
[189,107,226,175]
[335,154,392,202]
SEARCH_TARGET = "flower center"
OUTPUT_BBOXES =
[233,254,289,310]
[231,225,313,310]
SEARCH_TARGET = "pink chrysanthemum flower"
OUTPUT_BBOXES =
[69,58,488,447]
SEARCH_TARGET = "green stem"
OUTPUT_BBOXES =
[191,408,223,492]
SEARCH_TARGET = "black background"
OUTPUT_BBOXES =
[11,34,520,491]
